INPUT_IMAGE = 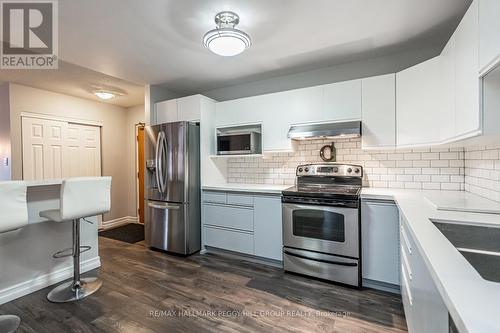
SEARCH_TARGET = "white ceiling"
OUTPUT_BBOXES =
[0,60,144,107]
[57,0,471,94]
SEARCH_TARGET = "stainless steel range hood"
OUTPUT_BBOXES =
[287,121,361,140]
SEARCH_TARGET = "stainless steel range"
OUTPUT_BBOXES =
[282,163,363,287]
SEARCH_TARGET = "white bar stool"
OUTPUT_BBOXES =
[40,177,111,303]
[0,181,28,333]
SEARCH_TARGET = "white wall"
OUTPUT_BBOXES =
[125,105,145,218]
[0,83,10,180]
[144,84,180,125]
[8,83,132,222]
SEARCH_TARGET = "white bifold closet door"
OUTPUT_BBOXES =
[22,117,101,180]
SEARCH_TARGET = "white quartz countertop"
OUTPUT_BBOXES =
[26,179,62,187]
[202,183,289,194]
[361,188,500,333]
[424,190,500,214]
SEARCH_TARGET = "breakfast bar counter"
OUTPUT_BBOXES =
[0,180,101,305]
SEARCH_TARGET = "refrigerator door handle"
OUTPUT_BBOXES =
[155,132,162,193]
[161,131,168,195]
[158,132,165,194]
[148,202,180,210]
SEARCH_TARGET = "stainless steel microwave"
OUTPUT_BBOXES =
[217,130,261,155]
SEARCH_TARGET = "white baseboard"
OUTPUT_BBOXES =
[0,256,101,305]
[101,216,139,230]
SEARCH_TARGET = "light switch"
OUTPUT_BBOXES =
[2,157,8,167]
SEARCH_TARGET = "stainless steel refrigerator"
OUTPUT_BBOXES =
[144,121,200,255]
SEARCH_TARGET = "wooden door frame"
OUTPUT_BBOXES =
[135,123,146,224]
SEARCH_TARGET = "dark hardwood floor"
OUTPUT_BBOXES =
[1,237,407,333]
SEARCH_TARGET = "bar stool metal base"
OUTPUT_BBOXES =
[47,277,102,303]
[0,315,21,333]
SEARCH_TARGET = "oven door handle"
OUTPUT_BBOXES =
[284,251,358,267]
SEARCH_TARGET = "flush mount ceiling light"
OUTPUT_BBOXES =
[93,90,116,100]
[203,11,251,57]
[91,86,126,101]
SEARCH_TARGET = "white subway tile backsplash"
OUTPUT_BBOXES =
[431,160,449,168]
[412,160,430,167]
[422,152,439,160]
[396,160,413,168]
[388,153,404,160]
[226,138,465,190]
[404,153,421,160]
[441,183,462,191]
[423,182,441,190]
[413,175,431,182]
[440,152,459,160]
[465,145,500,202]
[422,168,440,175]
[404,182,422,189]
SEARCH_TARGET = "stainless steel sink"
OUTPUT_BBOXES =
[432,220,500,283]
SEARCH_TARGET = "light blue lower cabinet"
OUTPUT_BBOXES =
[361,199,400,290]
[203,226,254,255]
[201,190,283,261]
[203,203,254,231]
[254,196,283,261]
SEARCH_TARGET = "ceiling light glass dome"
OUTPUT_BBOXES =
[203,11,251,57]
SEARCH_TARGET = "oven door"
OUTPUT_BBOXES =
[282,203,359,258]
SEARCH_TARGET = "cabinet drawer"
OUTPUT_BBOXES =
[400,223,414,255]
[400,245,413,281]
[202,191,227,204]
[227,193,254,207]
[204,226,254,255]
[203,204,254,231]
[401,263,413,306]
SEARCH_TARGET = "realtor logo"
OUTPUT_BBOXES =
[1,0,58,69]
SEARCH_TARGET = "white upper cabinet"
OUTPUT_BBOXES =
[284,86,323,123]
[361,74,396,148]
[154,95,207,124]
[440,33,456,141]
[261,86,322,152]
[479,0,500,73]
[454,0,480,137]
[322,79,362,121]
[155,99,177,124]
[177,95,202,121]
[260,92,296,152]
[214,82,362,152]
[215,95,265,127]
[396,56,443,147]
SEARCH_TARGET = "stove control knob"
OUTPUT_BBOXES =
[354,168,360,174]
[305,167,310,172]
[347,168,352,173]
[298,167,303,173]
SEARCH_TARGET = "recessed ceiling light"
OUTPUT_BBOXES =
[93,90,116,100]
[203,11,251,57]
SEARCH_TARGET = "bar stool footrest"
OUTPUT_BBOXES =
[52,245,92,258]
